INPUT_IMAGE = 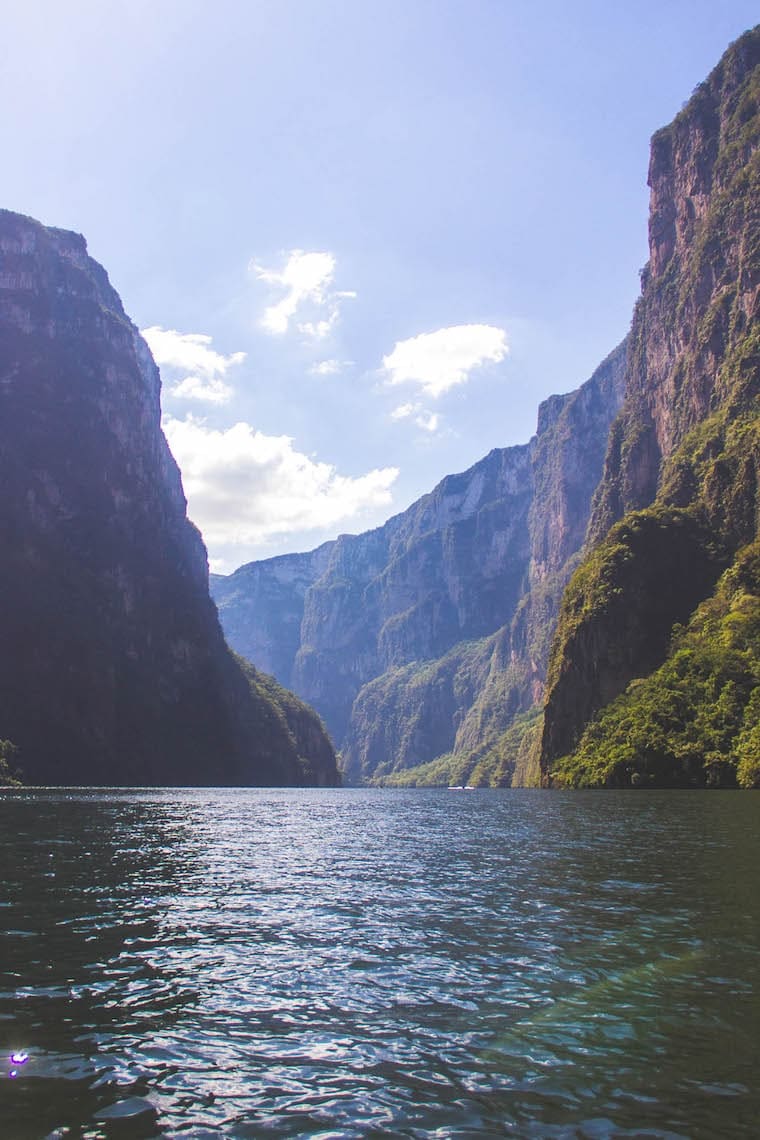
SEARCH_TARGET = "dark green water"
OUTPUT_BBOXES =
[0,789,758,1138]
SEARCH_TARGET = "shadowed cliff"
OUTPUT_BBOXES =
[0,210,338,786]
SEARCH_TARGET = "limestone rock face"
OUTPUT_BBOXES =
[339,341,627,783]
[590,29,760,546]
[540,28,760,783]
[213,341,626,782]
[0,210,338,786]
[210,541,335,690]
[296,443,535,745]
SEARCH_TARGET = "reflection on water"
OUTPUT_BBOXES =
[0,789,758,1138]
[0,796,200,1137]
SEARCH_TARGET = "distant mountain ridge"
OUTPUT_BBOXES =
[0,210,338,786]
[212,340,627,783]
[215,27,760,789]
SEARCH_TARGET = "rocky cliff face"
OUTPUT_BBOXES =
[295,443,536,745]
[218,442,536,749]
[590,29,760,545]
[213,340,626,783]
[540,27,760,785]
[0,210,338,786]
[340,341,627,783]
[210,541,335,690]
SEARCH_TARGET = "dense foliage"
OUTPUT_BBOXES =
[551,542,760,788]
[372,708,542,788]
[0,740,21,787]
[540,29,760,782]
[235,656,339,786]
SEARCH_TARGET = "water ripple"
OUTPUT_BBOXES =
[0,788,758,1138]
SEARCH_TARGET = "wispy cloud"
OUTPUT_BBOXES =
[298,316,337,340]
[251,250,356,338]
[310,358,351,376]
[383,324,508,398]
[167,375,233,404]
[163,415,398,550]
[416,410,440,433]
[390,402,418,420]
[143,326,245,404]
[390,402,440,433]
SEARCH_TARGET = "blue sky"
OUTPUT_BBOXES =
[2,1,757,570]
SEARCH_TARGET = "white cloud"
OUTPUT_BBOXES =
[383,324,508,398]
[416,411,440,433]
[143,326,245,404]
[297,315,337,340]
[310,359,350,376]
[251,250,355,338]
[390,402,418,420]
[163,415,398,549]
[389,402,440,433]
[169,375,234,404]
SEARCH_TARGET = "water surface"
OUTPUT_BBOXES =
[0,788,758,1137]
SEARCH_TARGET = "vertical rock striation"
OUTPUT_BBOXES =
[0,210,338,786]
[540,27,760,784]
[590,27,759,546]
[210,540,335,690]
[295,443,536,746]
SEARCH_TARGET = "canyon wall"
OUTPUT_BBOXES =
[214,342,627,783]
[0,210,338,786]
[539,27,760,786]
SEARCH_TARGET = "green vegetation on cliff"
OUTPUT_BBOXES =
[540,505,730,768]
[333,344,626,786]
[551,542,760,788]
[540,29,760,782]
[236,657,339,786]
[370,707,542,788]
[341,638,494,783]
[0,740,21,787]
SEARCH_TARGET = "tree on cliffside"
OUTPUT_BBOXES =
[0,740,21,786]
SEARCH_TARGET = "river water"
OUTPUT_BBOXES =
[0,788,758,1138]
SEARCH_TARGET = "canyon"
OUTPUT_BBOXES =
[214,27,759,788]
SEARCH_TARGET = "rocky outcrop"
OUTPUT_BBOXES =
[213,341,626,783]
[216,443,538,747]
[341,636,497,783]
[590,28,759,546]
[0,210,338,786]
[540,27,760,784]
[339,340,627,783]
[210,541,334,689]
[294,443,536,745]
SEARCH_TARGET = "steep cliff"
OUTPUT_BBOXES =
[551,540,760,789]
[213,341,626,783]
[0,210,338,786]
[210,541,334,690]
[540,27,760,786]
[216,443,535,745]
[341,341,626,784]
[295,442,536,746]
